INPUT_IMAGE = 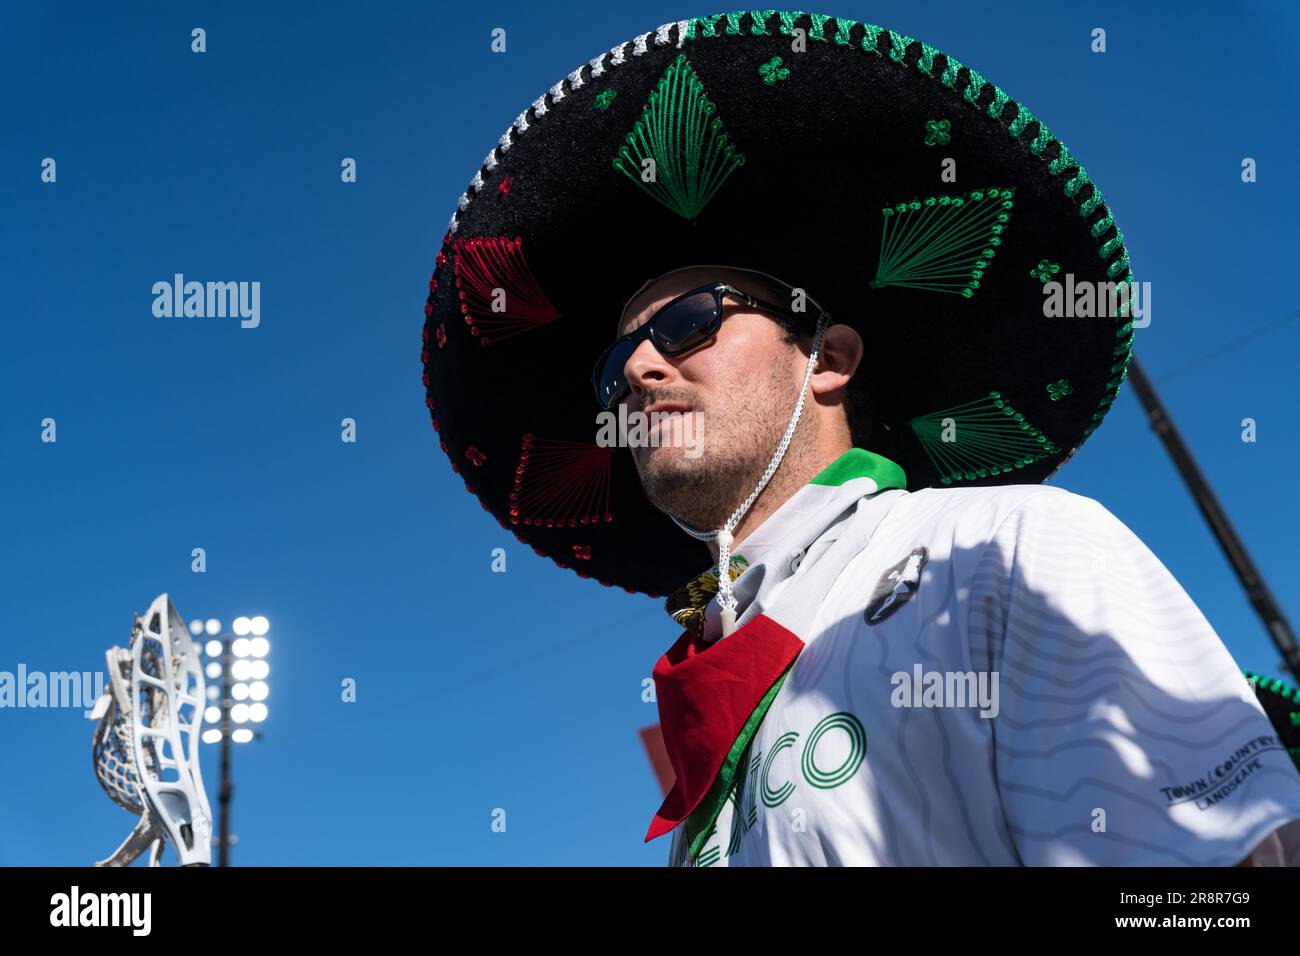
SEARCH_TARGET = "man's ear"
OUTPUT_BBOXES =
[810,323,863,396]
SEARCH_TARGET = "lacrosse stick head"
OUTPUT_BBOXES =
[91,594,213,866]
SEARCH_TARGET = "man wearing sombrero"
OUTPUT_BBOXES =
[423,11,1300,866]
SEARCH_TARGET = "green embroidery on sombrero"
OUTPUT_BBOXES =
[774,10,807,36]
[915,41,940,75]
[808,12,832,41]
[684,13,726,39]
[1047,378,1073,401]
[870,187,1015,297]
[758,56,789,85]
[612,53,746,220]
[1030,258,1061,283]
[924,118,951,146]
[744,9,777,34]
[886,28,914,62]
[1111,276,1137,319]
[1082,340,1134,439]
[444,13,1137,502]
[721,12,748,35]
[593,89,616,111]
[909,392,1060,486]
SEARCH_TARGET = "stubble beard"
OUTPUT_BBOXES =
[636,359,813,530]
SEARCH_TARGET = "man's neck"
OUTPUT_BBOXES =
[705,445,849,562]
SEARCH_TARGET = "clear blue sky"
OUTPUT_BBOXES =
[2,1,1298,866]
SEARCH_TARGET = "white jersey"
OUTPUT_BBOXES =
[660,457,1300,866]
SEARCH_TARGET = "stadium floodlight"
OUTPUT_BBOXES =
[204,619,221,637]
[189,620,204,636]
[204,706,221,724]
[187,611,272,865]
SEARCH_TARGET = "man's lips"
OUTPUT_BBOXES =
[634,404,696,454]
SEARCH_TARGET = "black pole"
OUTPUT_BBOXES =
[218,636,233,867]
[1125,355,1300,681]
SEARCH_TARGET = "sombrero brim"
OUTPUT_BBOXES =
[421,11,1136,597]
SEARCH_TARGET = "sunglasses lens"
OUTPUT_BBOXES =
[594,338,636,408]
[594,289,722,408]
[652,292,720,353]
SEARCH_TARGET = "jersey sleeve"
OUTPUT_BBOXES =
[970,487,1300,866]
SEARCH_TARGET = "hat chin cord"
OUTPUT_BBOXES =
[668,312,831,639]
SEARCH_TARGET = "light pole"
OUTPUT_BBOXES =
[1125,357,1299,680]
[191,615,271,867]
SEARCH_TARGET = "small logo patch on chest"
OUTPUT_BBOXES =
[864,547,928,625]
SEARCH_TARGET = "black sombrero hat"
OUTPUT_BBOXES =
[421,10,1137,598]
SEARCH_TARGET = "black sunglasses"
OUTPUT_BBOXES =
[592,282,825,409]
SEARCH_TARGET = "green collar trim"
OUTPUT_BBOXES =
[809,447,907,490]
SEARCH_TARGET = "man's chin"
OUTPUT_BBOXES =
[635,444,707,478]
[636,447,711,510]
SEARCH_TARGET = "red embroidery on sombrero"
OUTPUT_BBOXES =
[645,613,804,843]
[509,433,614,528]
[452,236,561,345]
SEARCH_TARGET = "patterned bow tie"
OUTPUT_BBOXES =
[663,554,750,636]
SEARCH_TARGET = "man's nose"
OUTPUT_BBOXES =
[623,337,676,404]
